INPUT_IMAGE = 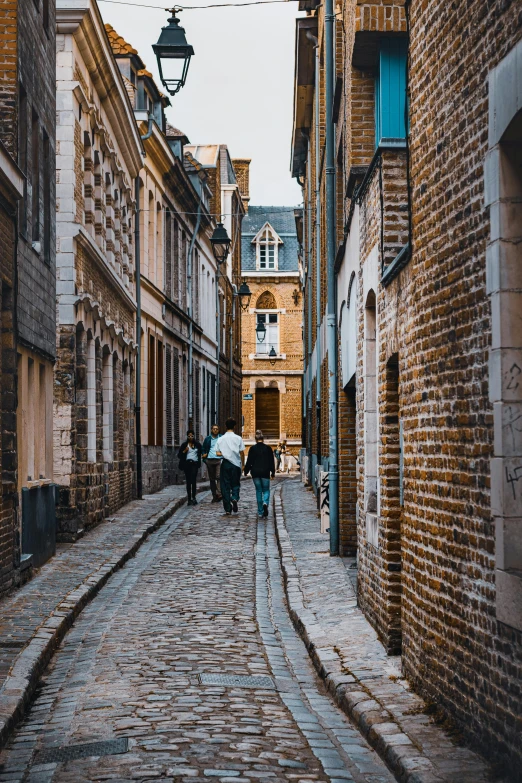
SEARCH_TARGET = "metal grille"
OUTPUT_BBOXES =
[34,737,128,765]
[199,673,275,690]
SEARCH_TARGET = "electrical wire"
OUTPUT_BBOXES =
[98,0,299,9]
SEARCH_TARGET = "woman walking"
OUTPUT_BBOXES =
[244,430,275,518]
[177,430,202,506]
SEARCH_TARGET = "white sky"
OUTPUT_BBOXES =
[99,0,303,207]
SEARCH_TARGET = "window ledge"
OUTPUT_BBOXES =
[250,353,286,361]
[381,243,411,287]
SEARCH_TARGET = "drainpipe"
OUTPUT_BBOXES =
[133,115,154,500]
[229,286,236,419]
[216,266,220,428]
[307,32,321,481]
[134,175,143,500]
[325,0,339,555]
[187,199,202,430]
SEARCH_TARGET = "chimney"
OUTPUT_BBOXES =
[232,158,251,213]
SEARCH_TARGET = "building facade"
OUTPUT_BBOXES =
[185,145,246,430]
[0,0,57,592]
[293,0,522,774]
[241,207,303,455]
[107,26,221,491]
[54,1,142,539]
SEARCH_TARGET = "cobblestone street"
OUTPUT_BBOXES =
[0,480,394,783]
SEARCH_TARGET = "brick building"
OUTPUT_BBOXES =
[292,0,522,774]
[0,0,57,590]
[185,145,247,429]
[107,27,221,492]
[54,0,143,538]
[241,207,303,455]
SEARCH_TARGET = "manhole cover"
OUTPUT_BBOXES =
[199,673,275,690]
[34,737,129,765]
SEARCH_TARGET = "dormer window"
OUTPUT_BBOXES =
[253,223,282,271]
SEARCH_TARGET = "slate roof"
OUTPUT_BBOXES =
[241,206,300,273]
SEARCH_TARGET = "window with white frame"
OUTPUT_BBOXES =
[255,224,280,271]
[256,312,278,355]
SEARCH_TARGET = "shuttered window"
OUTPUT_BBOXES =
[375,37,407,146]
[166,345,172,446]
[255,388,280,439]
[194,363,201,442]
[148,334,155,446]
[173,348,180,445]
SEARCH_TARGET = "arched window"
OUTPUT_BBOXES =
[254,223,281,271]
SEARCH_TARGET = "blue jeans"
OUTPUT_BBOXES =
[253,476,270,515]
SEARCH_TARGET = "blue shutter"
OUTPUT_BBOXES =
[376,37,407,145]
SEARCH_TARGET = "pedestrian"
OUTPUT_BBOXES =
[202,423,222,502]
[216,417,245,515]
[177,430,202,506]
[279,442,287,472]
[274,442,282,473]
[244,430,275,518]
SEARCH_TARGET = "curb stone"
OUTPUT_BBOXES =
[271,486,497,783]
[0,490,201,751]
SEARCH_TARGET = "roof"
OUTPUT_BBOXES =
[241,206,300,273]
[105,24,141,60]
[242,206,299,236]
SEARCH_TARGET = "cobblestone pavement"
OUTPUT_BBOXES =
[0,484,203,746]
[0,480,394,783]
[276,479,503,783]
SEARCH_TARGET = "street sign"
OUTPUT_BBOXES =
[243,394,253,400]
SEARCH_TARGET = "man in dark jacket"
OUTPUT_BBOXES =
[244,429,275,518]
[177,430,202,506]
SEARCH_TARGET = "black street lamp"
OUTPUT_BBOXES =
[256,320,266,343]
[237,281,252,311]
[153,8,194,96]
[269,346,277,366]
[210,222,231,265]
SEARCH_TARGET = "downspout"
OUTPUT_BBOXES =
[229,287,236,419]
[134,115,154,501]
[187,198,202,429]
[325,0,339,554]
[216,265,220,428]
[307,31,322,481]
[134,175,143,499]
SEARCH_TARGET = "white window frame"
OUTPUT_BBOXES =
[256,310,279,356]
[253,223,282,271]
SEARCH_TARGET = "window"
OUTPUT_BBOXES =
[102,351,114,462]
[18,85,28,236]
[31,110,40,244]
[87,335,96,462]
[255,224,280,270]
[148,334,155,446]
[256,312,278,356]
[375,37,407,147]
[43,131,51,263]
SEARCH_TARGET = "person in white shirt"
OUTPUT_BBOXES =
[216,417,245,515]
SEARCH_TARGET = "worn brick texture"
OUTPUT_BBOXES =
[300,0,522,774]
[17,0,56,361]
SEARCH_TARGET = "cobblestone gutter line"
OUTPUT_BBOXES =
[0,486,206,751]
[272,483,499,783]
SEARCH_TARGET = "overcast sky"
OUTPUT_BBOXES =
[99,0,303,207]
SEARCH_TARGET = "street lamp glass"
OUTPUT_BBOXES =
[256,320,266,342]
[153,10,194,96]
[210,222,231,265]
[269,346,277,366]
[237,282,252,311]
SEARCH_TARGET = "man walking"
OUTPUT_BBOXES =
[202,423,222,502]
[177,430,202,506]
[216,418,245,515]
[244,430,275,518]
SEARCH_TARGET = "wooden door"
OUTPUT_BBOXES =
[255,388,280,439]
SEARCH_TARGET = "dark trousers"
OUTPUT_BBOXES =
[220,459,241,513]
[206,458,221,499]
[184,461,199,501]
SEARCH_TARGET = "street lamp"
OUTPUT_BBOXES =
[256,320,266,343]
[237,281,252,311]
[153,8,194,96]
[210,222,231,265]
[269,346,277,366]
